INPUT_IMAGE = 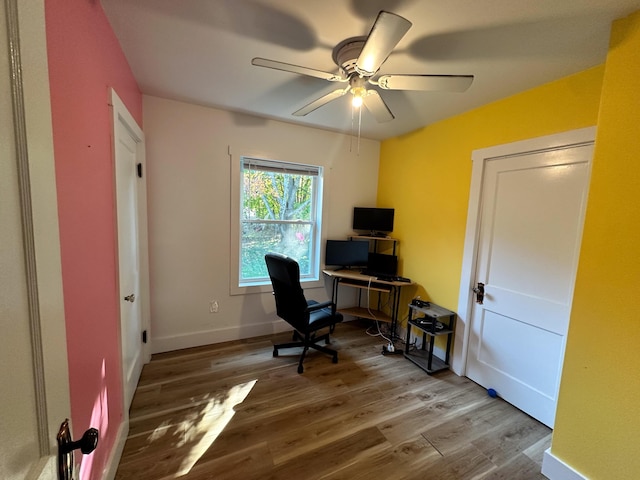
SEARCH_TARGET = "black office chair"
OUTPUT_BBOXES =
[265,253,343,373]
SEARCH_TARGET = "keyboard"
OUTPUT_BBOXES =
[375,275,411,283]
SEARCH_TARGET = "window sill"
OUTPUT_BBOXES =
[231,277,324,296]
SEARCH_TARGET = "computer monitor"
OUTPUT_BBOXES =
[325,240,369,268]
[364,252,398,276]
[352,207,395,235]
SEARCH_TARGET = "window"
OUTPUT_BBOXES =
[237,157,323,287]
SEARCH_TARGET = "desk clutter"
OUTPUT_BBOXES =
[323,226,455,370]
[323,231,414,358]
[324,233,411,280]
[325,239,401,277]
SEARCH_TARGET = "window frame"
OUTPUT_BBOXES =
[230,155,324,295]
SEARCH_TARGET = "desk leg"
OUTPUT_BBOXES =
[391,285,401,341]
[331,277,340,314]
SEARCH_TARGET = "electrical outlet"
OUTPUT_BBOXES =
[209,300,219,313]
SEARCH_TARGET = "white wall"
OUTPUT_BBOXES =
[143,95,381,353]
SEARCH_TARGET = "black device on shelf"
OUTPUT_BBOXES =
[352,207,394,236]
[413,318,445,331]
[325,239,369,269]
[411,298,430,308]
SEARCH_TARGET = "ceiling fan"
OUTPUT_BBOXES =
[252,11,474,123]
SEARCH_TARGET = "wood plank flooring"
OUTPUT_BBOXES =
[116,321,551,479]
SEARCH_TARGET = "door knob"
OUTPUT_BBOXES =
[124,293,135,303]
[57,419,99,480]
[472,282,485,304]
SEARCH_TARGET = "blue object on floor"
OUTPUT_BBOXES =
[487,388,497,398]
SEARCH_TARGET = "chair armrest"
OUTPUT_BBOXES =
[306,300,333,312]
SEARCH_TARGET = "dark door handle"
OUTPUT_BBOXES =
[124,293,135,303]
[57,419,98,480]
[473,282,485,304]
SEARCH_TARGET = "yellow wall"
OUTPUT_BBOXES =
[379,65,604,312]
[380,9,640,478]
[552,11,640,479]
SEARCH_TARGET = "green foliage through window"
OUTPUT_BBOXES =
[240,158,322,284]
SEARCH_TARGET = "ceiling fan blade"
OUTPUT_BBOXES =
[356,11,412,77]
[252,58,345,82]
[362,90,394,123]
[377,74,474,92]
[293,88,349,116]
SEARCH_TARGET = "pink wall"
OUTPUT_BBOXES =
[45,0,142,477]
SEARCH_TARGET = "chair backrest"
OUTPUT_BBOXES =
[265,253,310,330]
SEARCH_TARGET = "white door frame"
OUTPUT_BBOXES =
[110,88,152,408]
[3,0,71,477]
[453,126,597,375]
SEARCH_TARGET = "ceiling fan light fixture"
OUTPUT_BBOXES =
[351,86,366,107]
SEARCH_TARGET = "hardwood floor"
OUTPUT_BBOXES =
[116,321,551,479]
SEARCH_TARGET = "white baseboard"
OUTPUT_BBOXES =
[151,320,292,354]
[102,419,129,480]
[542,448,588,480]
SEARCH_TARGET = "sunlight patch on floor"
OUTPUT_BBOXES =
[147,419,172,443]
[176,379,257,476]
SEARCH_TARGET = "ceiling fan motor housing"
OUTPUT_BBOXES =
[332,37,366,78]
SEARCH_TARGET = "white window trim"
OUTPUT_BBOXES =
[230,152,324,295]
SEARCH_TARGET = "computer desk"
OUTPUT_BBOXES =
[322,269,414,341]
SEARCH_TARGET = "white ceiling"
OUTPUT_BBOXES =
[102,0,640,140]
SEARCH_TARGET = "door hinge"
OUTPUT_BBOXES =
[142,330,147,343]
[137,162,143,178]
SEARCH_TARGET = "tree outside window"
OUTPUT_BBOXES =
[240,158,322,285]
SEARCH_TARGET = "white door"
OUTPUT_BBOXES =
[113,91,147,411]
[1,0,71,478]
[466,139,593,427]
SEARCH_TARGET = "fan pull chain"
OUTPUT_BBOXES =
[350,103,355,153]
[349,103,362,156]
[357,105,362,155]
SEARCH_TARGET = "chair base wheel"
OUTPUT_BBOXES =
[272,334,339,372]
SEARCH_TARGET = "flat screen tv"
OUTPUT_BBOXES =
[325,240,369,269]
[352,207,395,235]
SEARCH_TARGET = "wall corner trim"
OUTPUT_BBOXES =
[101,420,129,480]
[542,448,588,480]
